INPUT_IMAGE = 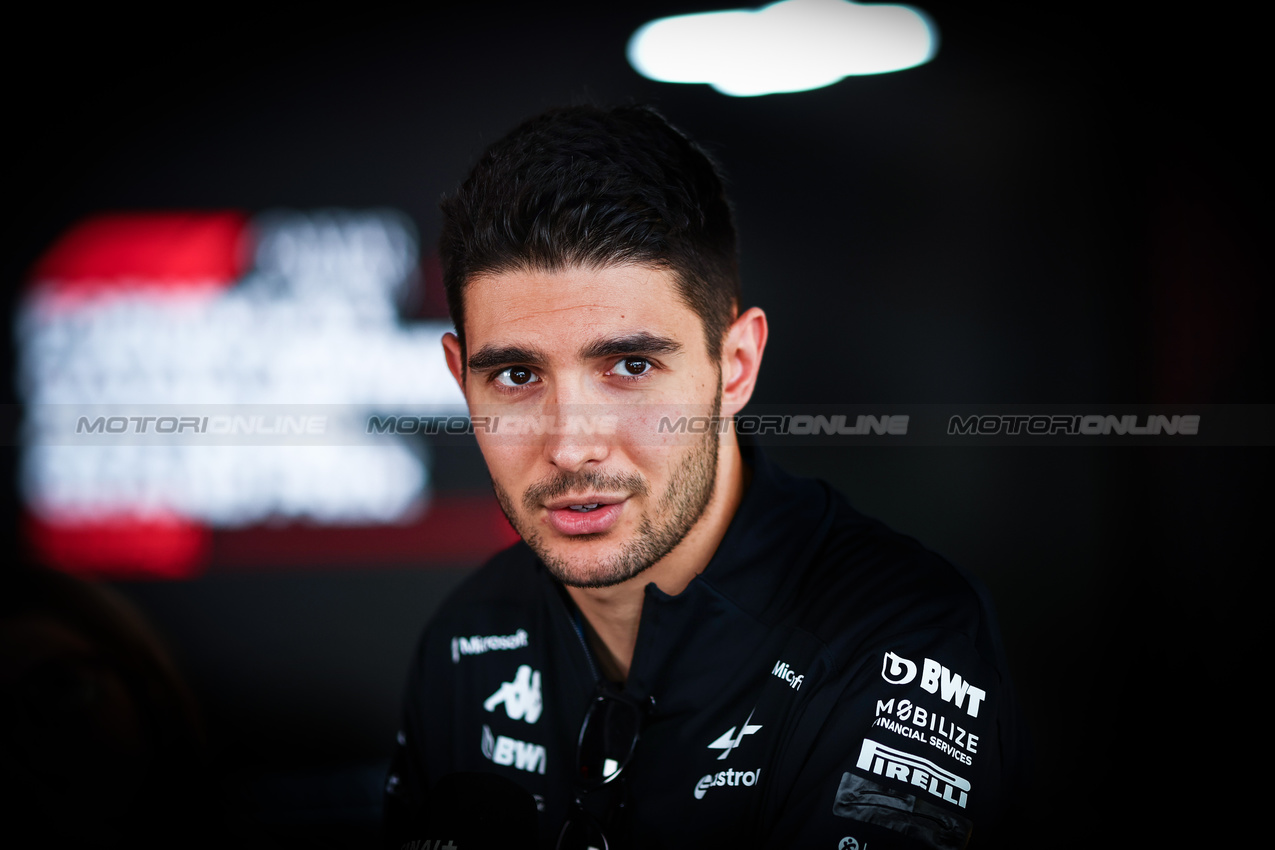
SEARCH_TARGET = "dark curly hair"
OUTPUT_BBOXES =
[439,104,740,362]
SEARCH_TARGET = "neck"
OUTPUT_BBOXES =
[565,436,748,683]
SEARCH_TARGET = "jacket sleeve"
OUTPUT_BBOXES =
[764,627,1028,850]
[383,635,432,848]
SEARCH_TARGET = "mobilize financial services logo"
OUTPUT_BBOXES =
[873,699,980,767]
[880,652,986,718]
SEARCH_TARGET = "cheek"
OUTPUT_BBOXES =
[613,398,718,456]
[474,434,535,490]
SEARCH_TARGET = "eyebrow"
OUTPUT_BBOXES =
[579,332,683,360]
[467,344,549,372]
[467,332,683,373]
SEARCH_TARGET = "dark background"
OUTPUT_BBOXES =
[4,2,1268,846]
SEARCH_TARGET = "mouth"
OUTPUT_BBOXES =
[543,496,627,535]
[544,495,625,512]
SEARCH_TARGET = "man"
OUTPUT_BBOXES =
[385,104,1027,849]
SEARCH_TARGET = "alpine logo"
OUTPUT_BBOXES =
[707,708,762,760]
[879,652,987,718]
[451,628,528,663]
[855,739,971,808]
[483,664,543,724]
[481,724,546,774]
[771,659,804,690]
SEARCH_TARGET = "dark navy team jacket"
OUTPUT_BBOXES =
[386,444,1029,848]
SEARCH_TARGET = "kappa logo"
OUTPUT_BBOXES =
[483,664,543,724]
[707,708,762,760]
[481,724,546,775]
[879,652,987,718]
[855,739,971,809]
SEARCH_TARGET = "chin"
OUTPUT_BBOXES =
[539,543,657,590]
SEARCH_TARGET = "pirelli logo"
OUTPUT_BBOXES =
[855,739,970,809]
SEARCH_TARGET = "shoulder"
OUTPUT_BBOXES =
[827,493,986,624]
[719,449,998,654]
[411,541,543,648]
[775,483,1002,666]
[444,540,541,605]
[436,542,540,609]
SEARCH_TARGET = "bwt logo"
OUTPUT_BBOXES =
[771,659,804,690]
[481,725,546,775]
[880,652,986,718]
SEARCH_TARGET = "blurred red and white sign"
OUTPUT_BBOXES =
[16,210,515,578]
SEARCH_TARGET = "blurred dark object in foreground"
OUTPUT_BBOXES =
[0,564,245,848]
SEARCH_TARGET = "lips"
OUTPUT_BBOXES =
[545,497,626,536]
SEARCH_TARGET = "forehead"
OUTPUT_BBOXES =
[462,264,704,356]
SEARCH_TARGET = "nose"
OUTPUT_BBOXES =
[541,375,611,472]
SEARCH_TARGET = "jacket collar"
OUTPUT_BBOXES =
[647,436,837,619]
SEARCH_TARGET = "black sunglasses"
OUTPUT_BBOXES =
[556,685,654,850]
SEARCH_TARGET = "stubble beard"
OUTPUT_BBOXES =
[490,387,723,589]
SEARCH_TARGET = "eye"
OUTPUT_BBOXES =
[495,366,540,387]
[611,357,652,377]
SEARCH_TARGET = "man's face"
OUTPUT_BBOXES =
[444,264,726,589]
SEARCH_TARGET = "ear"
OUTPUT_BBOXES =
[442,332,466,396]
[719,307,768,417]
